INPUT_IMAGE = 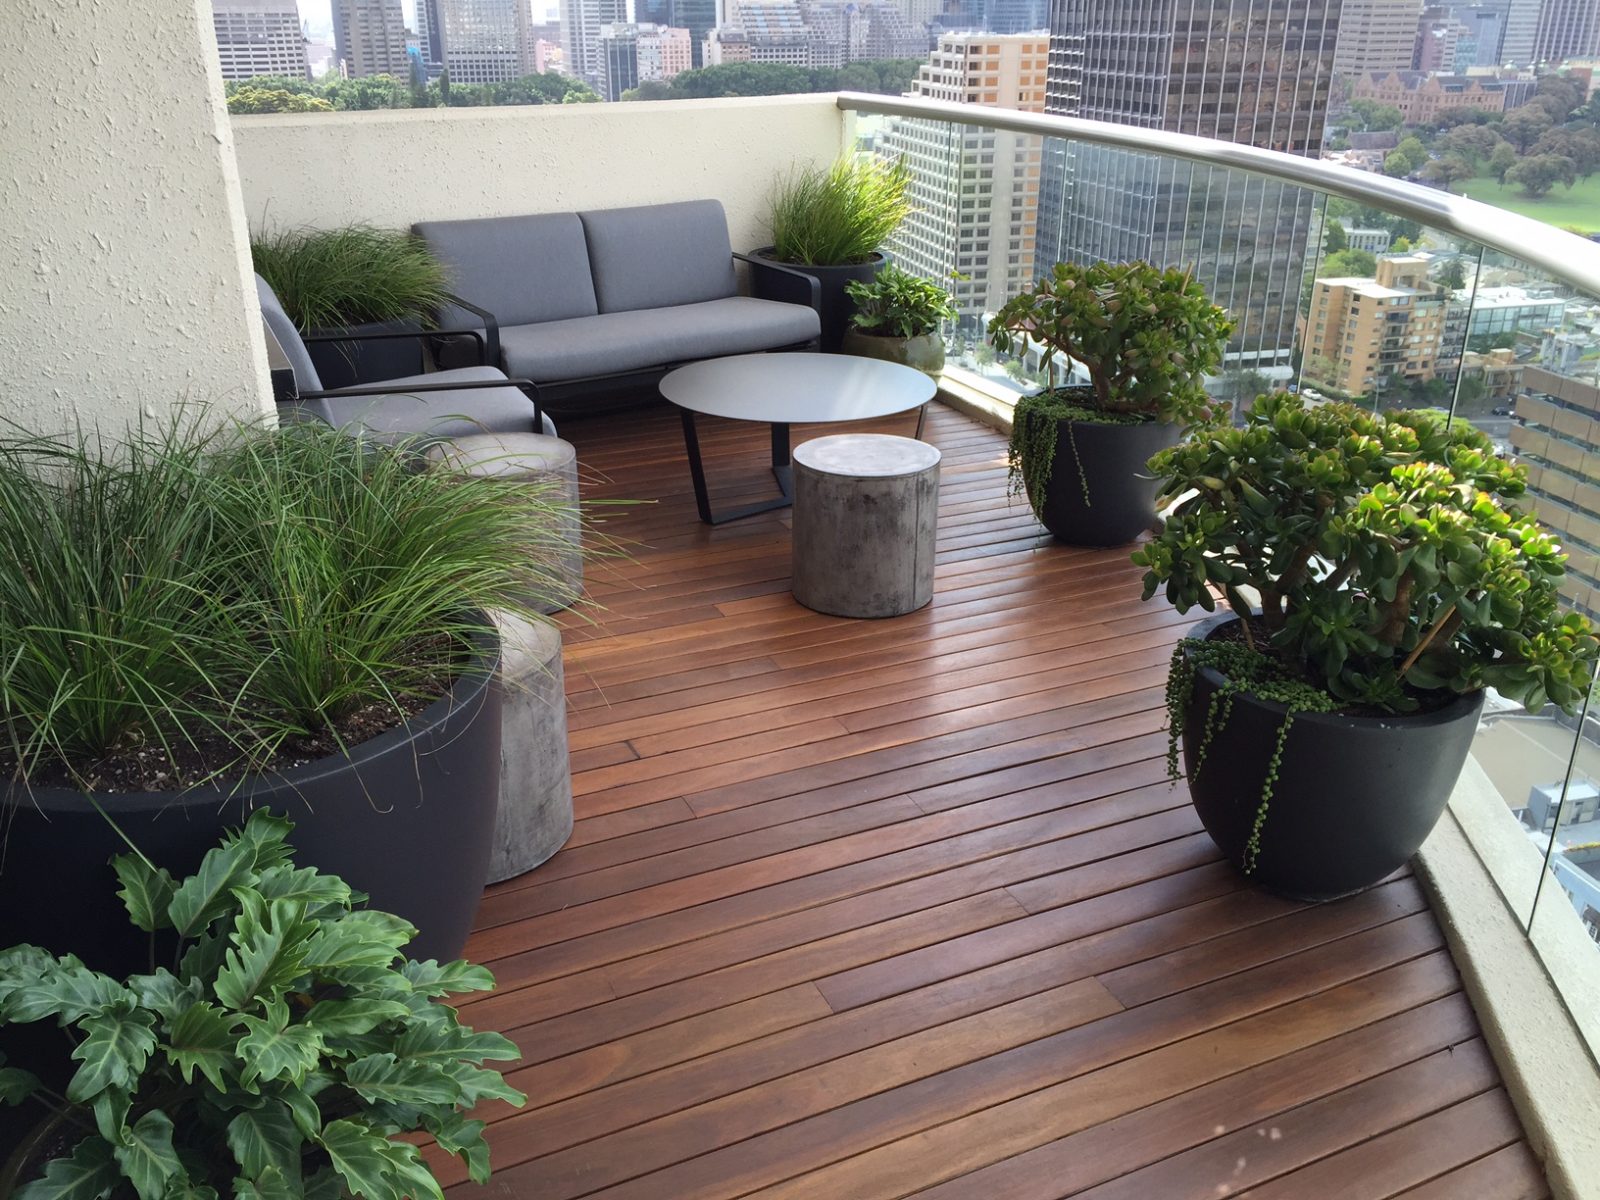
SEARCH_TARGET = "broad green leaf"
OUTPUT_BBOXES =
[165,1002,241,1091]
[113,855,177,933]
[231,810,297,872]
[398,960,494,997]
[302,1169,344,1200]
[301,913,413,973]
[254,864,352,913]
[91,1088,130,1144]
[67,1006,157,1102]
[177,930,230,987]
[238,1002,322,1091]
[4,959,129,1026]
[280,1085,324,1141]
[441,1061,526,1108]
[304,999,408,1039]
[0,945,58,997]
[214,897,311,1013]
[14,1136,119,1200]
[166,837,258,940]
[127,970,201,1021]
[114,1110,182,1200]
[226,1105,302,1178]
[428,1112,490,1184]
[0,1064,39,1104]
[341,1054,457,1108]
[232,1166,299,1200]
[394,1022,519,1065]
[163,1179,219,1200]
[319,1120,442,1200]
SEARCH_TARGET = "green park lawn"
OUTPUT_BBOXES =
[1460,173,1600,235]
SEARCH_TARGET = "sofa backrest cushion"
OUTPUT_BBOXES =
[254,273,323,393]
[579,200,737,314]
[413,213,599,327]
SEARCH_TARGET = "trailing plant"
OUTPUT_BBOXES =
[766,156,913,266]
[991,261,1233,517]
[1133,391,1600,713]
[844,265,956,339]
[0,809,525,1199]
[250,226,450,333]
[0,419,573,791]
[1164,638,1337,873]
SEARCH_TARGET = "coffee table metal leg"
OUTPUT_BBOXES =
[915,403,927,440]
[679,410,796,526]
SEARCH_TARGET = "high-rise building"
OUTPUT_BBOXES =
[415,0,445,73]
[597,23,692,99]
[880,32,1049,329]
[563,0,629,88]
[1451,3,1507,65]
[1499,0,1544,63]
[1415,7,1463,70]
[1513,366,1600,613]
[211,0,310,80]
[332,0,410,77]
[1299,255,1448,398]
[438,0,525,82]
[1534,0,1600,63]
[1333,0,1424,75]
[1035,0,1342,369]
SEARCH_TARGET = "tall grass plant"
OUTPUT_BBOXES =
[250,225,451,332]
[767,156,913,266]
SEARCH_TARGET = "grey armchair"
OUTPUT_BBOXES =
[255,275,556,443]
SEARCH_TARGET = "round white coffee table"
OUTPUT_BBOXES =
[659,353,936,524]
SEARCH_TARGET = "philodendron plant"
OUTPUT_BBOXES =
[1135,392,1600,713]
[0,811,525,1200]
[989,261,1234,515]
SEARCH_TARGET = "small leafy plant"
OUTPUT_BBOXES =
[767,156,913,266]
[844,265,957,339]
[991,261,1233,516]
[250,226,450,333]
[0,810,525,1199]
[1133,392,1600,868]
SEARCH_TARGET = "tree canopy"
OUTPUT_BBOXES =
[624,59,923,101]
[225,71,597,115]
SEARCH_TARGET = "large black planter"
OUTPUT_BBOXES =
[0,629,503,973]
[306,317,427,389]
[1181,613,1483,901]
[1027,404,1181,546]
[747,248,884,353]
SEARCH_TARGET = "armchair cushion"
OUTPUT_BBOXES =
[287,367,556,444]
[498,297,822,383]
[414,214,599,327]
[579,200,738,314]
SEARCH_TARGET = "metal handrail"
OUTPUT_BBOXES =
[835,92,1600,299]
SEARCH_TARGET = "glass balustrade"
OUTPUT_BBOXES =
[843,96,1600,1061]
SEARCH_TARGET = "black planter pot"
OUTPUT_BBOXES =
[306,317,427,389]
[1180,613,1484,901]
[1026,399,1181,546]
[0,628,503,972]
[747,248,884,353]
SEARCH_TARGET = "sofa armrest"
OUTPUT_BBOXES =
[293,375,543,436]
[432,293,502,368]
[733,251,822,314]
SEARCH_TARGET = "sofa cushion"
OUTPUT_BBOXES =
[498,297,821,383]
[413,214,599,327]
[255,274,323,392]
[579,200,738,314]
[286,366,556,444]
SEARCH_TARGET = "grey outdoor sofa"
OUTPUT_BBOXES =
[414,199,822,413]
[256,274,557,443]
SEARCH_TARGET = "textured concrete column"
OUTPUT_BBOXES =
[4,0,273,435]
[792,434,940,618]
[427,432,583,613]
[487,612,573,883]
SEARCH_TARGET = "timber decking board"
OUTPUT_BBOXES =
[443,402,1546,1199]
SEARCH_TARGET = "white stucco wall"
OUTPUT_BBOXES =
[1,0,273,437]
[230,96,847,255]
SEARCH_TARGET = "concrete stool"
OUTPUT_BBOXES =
[427,432,582,614]
[486,612,573,883]
[792,433,940,618]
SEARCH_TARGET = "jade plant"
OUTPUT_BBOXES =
[1132,392,1600,867]
[844,265,957,339]
[989,261,1234,515]
[0,810,525,1199]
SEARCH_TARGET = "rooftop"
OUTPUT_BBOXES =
[439,401,1552,1197]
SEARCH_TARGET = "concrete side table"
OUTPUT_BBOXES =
[487,612,573,883]
[427,432,583,614]
[791,433,941,618]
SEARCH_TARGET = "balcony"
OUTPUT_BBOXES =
[7,13,1600,1197]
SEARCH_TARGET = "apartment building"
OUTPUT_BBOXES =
[598,23,693,100]
[1334,0,1426,75]
[439,0,525,82]
[211,0,309,81]
[1300,255,1448,397]
[1512,366,1600,613]
[332,0,411,78]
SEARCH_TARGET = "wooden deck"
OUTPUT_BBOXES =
[443,401,1548,1200]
